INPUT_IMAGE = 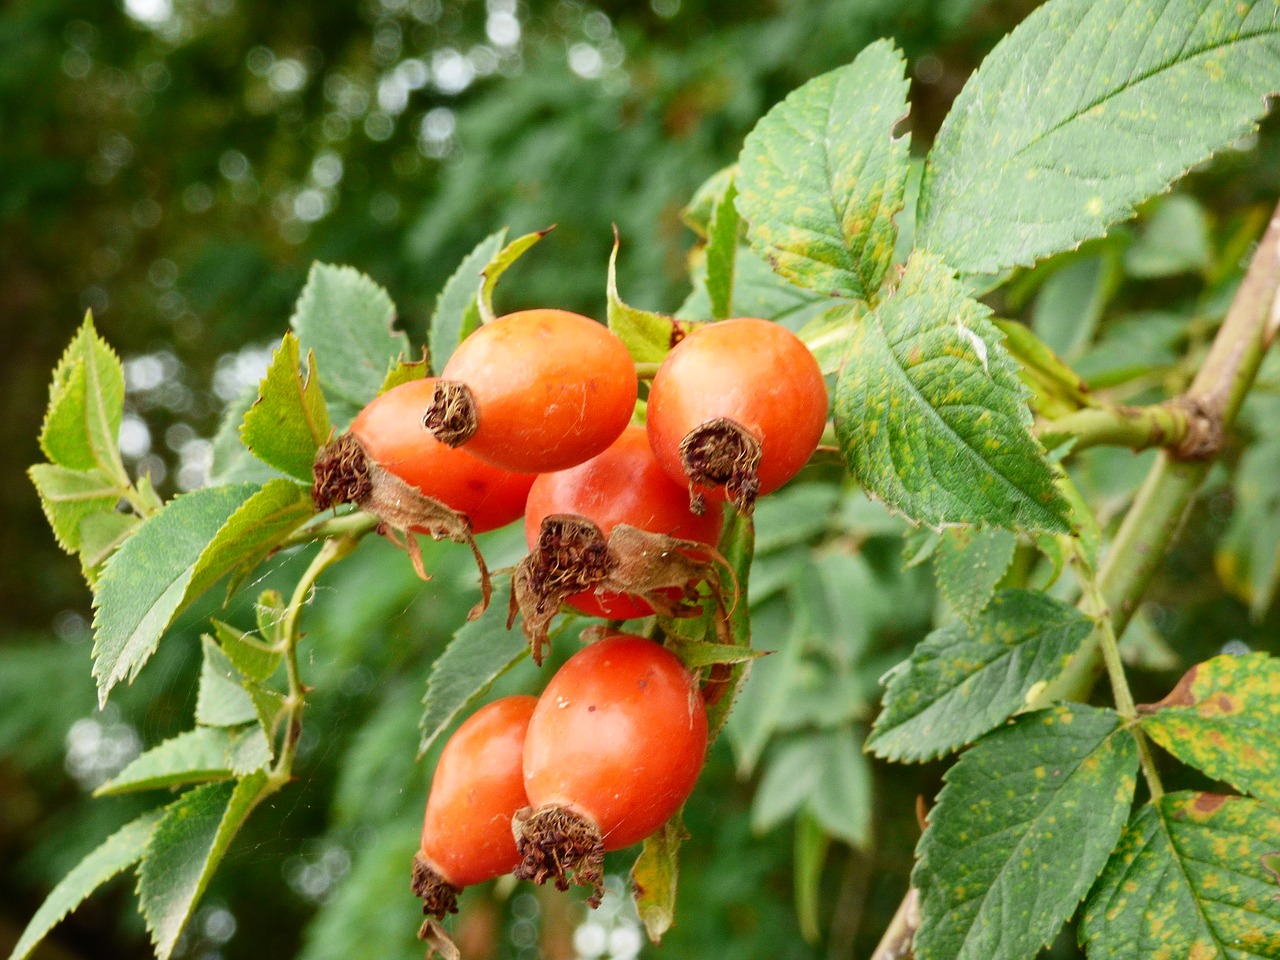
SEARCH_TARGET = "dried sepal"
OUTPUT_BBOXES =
[677,416,762,515]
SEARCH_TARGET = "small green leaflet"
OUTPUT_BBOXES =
[95,725,270,795]
[91,484,257,705]
[701,510,755,749]
[476,227,553,322]
[1123,195,1212,279]
[39,313,127,481]
[208,385,278,486]
[754,728,873,849]
[704,176,739,320]
[7,809,162,960]
[28,463,121,554]
[1139,652,1280,809]
[917,0,1280,275]
[139,774,269,960]
[240,333,331,483]
[681,165,735,238]
[377,353,428,393]
[418,597,529,755]
[289,263,407,420]
[934,527,1018,620]
[78,511,139,584]
[428,230,506,372]
[867,590,1093,762]
[1217,434,1280,618]
[797,302,866,375]
[833,252,1072,533]
[631,811,689,944]
[196,636,259,727]
[607,231,691,363]
[736,39,910,303]
[1082,793,1280,959]
[913,705,1138,960]
[678,245,838,328]
[212,618,282,684]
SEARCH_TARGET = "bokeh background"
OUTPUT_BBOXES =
[3,1,1279,958]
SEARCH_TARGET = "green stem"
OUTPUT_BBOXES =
[635,361,662,380]
[267,537,357,790]
[1037,402,1190,453]
[282,508,378,547]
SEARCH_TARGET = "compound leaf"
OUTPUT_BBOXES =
[7,809,162,960]
[92,484,259,706]
[737,39,911,302]
[289,263,406,419]
[418,599,528,756]
[1082,792,1280,959]
[139,774,268,960]
[914,705,1137,960]
[833,252,1072,532]
[1139,652,1280,808]
[868,590,1093,762]
[240,333,331,483]
[95,725,269,796]
[428,230,506,372]
[917,0,1280,274]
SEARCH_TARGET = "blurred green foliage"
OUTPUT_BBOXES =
[4,0,1279,958]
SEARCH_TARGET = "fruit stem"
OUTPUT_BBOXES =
[282,508,378,547]
[268,536,358,791]
[635,362,661,379]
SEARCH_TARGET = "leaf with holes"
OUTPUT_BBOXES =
[8,810,162,960]
[1139,652,1280,809]
[737,39,910,302]
[240,333,331,483]
[913,704,1137,960]
[867,590,1093,762]
[917,0,1280,274]
[834,252,1072,532]
[1081,792,1280,959]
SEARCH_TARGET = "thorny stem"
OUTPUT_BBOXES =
[874,199,1280,960]
[267,536,358,791]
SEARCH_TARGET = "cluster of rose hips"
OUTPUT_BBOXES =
[310,307,827,936]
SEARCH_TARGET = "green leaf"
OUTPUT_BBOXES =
[679,244,839,327]
[255,589,287,646]
[289,263,407,416]
[666,636,767,668]
[209,386,279,486]
[240,333,332,483]
[808,726,872,849]
[191,478,315,599]
[867,590,1094,762]
[1139,653,1280,809]
[477,227,553,321]
[608,232,692,363]
[934,527,1018,620]
[78,510,140,583]
[95,725,269,795]
[1124,195,1212,278]
[1081,792,1280,959]
[682,165,736,238]
[631,811,690,944]
[40,313,127,480]
[737,39,910,302]
[796,302,867,375]
[914,705,1138,960]
[8,809,163,960]
[196,635,258,727]
[1217,434,1280,618]
[427,229,506,373]
[833,252,1072,533]
[378,353,428,393]
[28,463,123,554]
[1032,251,1121,360]
[752,738,823,835]
[418,598,528,755]
[91,483,259,706]
[705,176,739,320]
[139,774,269,960]
[211,618,282,684]
[917,0,1280,274]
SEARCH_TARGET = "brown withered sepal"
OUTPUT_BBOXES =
[677,416,763,515]
[511,804,606,907]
